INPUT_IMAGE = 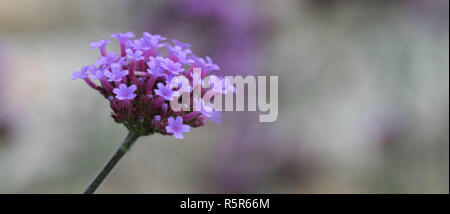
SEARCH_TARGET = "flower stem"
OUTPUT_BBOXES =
[83,132,140,194]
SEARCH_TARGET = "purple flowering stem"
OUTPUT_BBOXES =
[146,75,157,94]
[83,78,103,92]
[100,47,106,56]
[120,44,126,57]
[129,61,137,84]
[100,77,114,94]
[123,100,131,112]
[83,132,140,194]
[152,96,165,109]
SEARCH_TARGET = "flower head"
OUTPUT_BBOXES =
[72,32,223,138]
[166,116,190,139]
[113,84,137,100]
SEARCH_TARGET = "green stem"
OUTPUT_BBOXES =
[83,132,140,194]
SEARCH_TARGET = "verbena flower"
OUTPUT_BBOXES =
[70,66,90,80]
[146,57,167,77]
[166,116,190,139]
[154,82,175,101]
[161,58,184,75]
[96,52,119,66]
[126,49,144,61]
[104,63,129,82]
[89,39,111,56]
[113,84,137,101]
[72,32,229,138]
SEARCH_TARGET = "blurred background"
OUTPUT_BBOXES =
[0,0,448,193]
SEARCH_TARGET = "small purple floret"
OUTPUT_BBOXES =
[126,49,145,61]
[154,83,174,101]
[161,58,184,75]
[113,84,137,100]
[89,39,111,50]
[165,116,190,139]
[70,66,90,80]
[111,32,135,43]
[104,63,129,82]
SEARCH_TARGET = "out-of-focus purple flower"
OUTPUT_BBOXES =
[166,116,190,139]
[113,84,137,100]
[144,0,273,76]
[154,82,175,101]
[139,0,278,191]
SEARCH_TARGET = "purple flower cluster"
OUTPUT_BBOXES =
[72,32,224,139]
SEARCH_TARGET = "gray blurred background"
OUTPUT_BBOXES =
[0,0,448,193]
